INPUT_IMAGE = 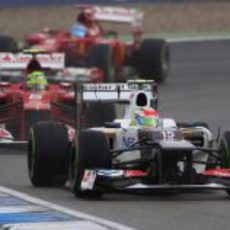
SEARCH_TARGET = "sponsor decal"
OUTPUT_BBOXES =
[163,130,175,140]
[0,129,12,139]
[122,136,135,148]
[29,93,42,100]
[97,170,148,178]
[0,53,64,64]
[97,169,124,177]
[125,170,148,177]
[204,169,230,178]
[83,84,114,91]
[81,170,97,190]
[83,83,145,91]
[0,53,64,69]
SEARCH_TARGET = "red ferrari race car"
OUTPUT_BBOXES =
[0,50,115,142]
[24,5,170,83]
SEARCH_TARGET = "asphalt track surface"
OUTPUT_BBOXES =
[1,40,230,230]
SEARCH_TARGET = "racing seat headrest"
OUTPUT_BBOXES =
[77,12,87,24]
[26,59,42,74]
[135,92,148,107]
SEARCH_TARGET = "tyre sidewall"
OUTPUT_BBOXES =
[71,130,111,197]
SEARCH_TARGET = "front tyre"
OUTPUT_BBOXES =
[71,130,111,198]
[27,121,70,186]
[220,131,230,168]
[219,131,230,196]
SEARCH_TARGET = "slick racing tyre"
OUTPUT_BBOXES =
[71,130,111,198]
[27,121,69,186]
[87,44,115,82]
[139,39,170,84]
[84,102,116,127]
[219,131,230,196]
[0,35,18,52]
[220,131,230,168]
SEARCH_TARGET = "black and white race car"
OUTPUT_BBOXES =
[27,80,230,198]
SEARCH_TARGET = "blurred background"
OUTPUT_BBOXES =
[0,0,230,41]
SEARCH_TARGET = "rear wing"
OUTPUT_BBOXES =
[81,80,157,102]
[75,5,143,27]
[0,52,65,70]
[75,80,158,131]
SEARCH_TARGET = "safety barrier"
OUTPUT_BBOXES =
[0,0,187,7]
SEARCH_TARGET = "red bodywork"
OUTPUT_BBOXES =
[0,81,76,140]
[204,169,230,178]
[26,30,133,68]
[0,54,104,141]
[25,6,143,78]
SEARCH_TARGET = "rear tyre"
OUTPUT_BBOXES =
[139,39,170,83]
[71,130,111,198]
[0,35,18,52]
[220,131,230,168]
[27,121,69,186]
[219,131,230,196]
[87,44,115,82]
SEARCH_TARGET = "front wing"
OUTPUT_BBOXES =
[79,169,230,193]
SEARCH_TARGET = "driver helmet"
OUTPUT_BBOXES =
[71,24,87,37]
[28,71,47,90]
[132,107,159,127]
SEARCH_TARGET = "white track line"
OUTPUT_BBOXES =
[0,205,48,213]
[168,35,230,43]
[0,186,134,230]
[3,220,110,230]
